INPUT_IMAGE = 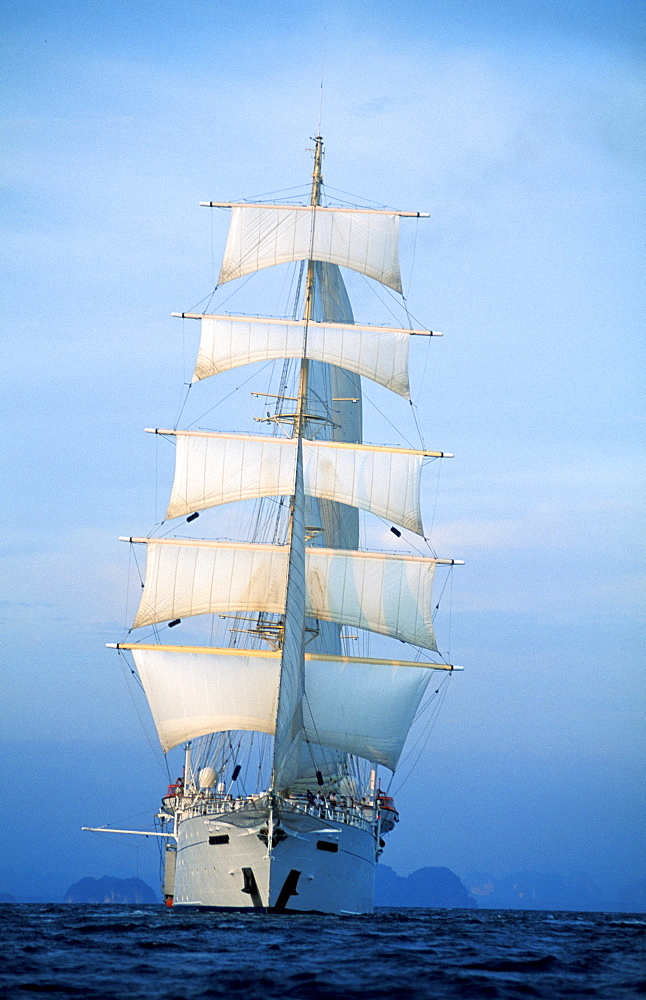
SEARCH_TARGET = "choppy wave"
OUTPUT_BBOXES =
[0,905,644,999]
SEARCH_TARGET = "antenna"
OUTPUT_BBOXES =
[317,7,327,136]
[318,79,324,136]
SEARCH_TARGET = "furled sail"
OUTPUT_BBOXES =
[126,538,441,650]
[192,315,412,397]
[128,645,448,768]
[216,205,402,292]
[160,431,430,535]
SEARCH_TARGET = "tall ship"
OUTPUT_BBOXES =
[98,137,462,914]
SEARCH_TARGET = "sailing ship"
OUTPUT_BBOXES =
[99,137,462,914]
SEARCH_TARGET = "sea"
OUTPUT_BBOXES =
[1,905,644,999]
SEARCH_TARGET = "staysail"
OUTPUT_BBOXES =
[293,257,363,787]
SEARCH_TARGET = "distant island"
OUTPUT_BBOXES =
[465,870,646,913]
[61,870,475,907]
[375,865,476,908]
[63,876,157,904]
[2,868,642,911]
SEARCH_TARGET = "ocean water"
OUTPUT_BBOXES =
[1,905,644,999]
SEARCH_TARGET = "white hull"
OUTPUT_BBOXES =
[170,797,377,914]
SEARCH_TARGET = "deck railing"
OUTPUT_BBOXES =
[162,791,378,834]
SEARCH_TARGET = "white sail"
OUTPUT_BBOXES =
[163,431,427,535]
[164,432,295,517]
[132,647,280,752]
[307,547,438,650]
[128,538,439,650]
[131,540,288,629]
[305,441,425,535]
[302,654,434,770]
[192,315,411,397]
[128,645,443,767]
[217,205,402,292]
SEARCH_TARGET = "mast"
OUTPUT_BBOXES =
[295,134,324,439]
[270,136,325,790]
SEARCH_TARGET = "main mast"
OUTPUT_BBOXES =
[270,137,325,791]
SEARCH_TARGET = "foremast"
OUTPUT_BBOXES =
[271,136,324,791]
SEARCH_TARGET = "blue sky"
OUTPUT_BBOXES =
[2,0,644,898]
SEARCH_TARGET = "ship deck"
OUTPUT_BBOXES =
[162,791,379,835]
